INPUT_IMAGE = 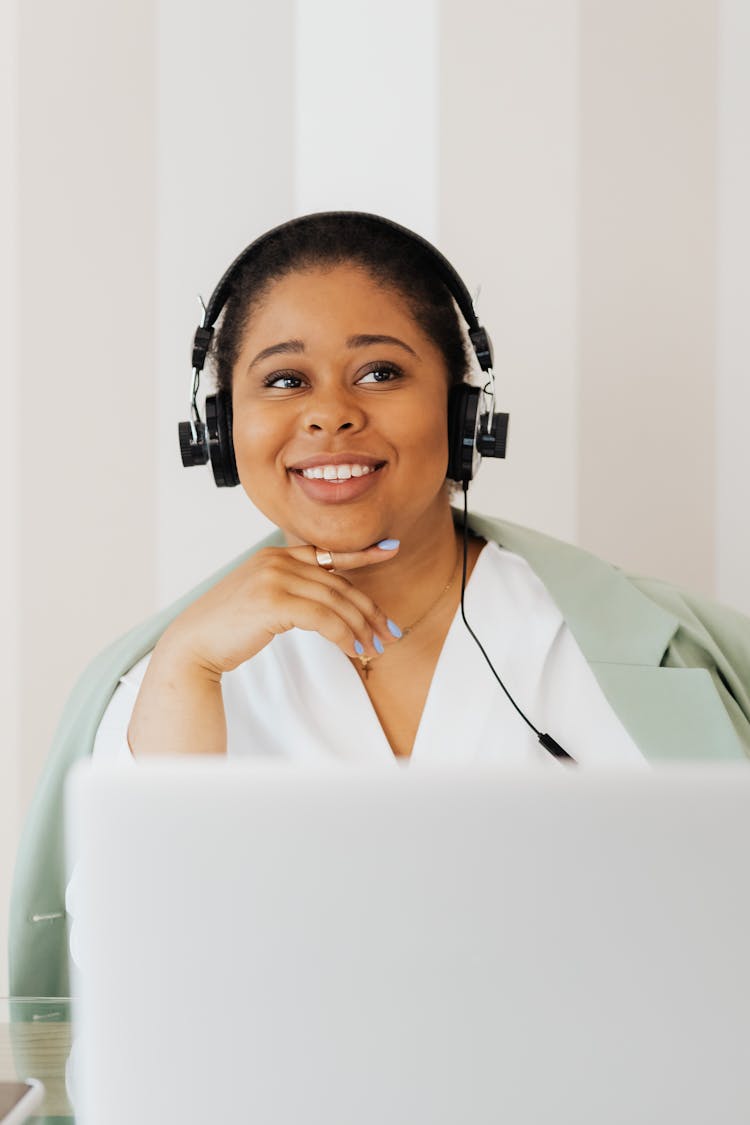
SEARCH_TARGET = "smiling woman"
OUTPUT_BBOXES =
[106,210,750,771]
[84,211,750,768]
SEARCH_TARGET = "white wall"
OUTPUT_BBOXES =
[1,0,159,995]
[155,0,296,605]
[716,0,750,616]
[294,0,439,235]
[578,0,718,596]
[16,0,158,818]
[3,0,749,996]
[0,0,21,1001]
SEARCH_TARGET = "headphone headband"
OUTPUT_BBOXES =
[193,210,489,374]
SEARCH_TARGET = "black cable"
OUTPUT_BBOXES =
[458,484,576,764]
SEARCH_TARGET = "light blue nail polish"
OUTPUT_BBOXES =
[377,538,400,550]
[387,619,402,639]
[354,640,365,656]
[373,635,385,654]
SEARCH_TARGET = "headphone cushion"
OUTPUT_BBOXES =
[447,384,479,483]
[206,392,240,488]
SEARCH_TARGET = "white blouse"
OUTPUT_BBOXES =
[92,540,646,770]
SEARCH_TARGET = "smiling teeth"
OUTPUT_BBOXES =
[300,464,378,480]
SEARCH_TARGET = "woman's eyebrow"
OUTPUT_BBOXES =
[248,334,418,371]
[347,334,418,358]
[248,339,305,370]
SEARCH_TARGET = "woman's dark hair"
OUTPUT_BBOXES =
[210,214,473,394]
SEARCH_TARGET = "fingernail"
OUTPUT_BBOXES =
[354,640,365,656]
[377,539,400,550]
[386,619,402,639]
[373,635,385,654]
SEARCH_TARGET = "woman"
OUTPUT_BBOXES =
[96,210,750,767]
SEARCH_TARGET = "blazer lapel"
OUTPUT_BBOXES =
[588,663,747,762]
[464,511,747,762]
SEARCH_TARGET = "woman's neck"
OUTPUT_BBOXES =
[329,501,481,631]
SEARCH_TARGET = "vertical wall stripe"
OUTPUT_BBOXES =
[0,0,20,1000]
[716,0,750,616]
[294,0,439,239]
[18,0,158,803]
[439,1,580,543]
[156,0,295,605]
[579,0,717,596]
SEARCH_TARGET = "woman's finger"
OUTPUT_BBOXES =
[283,539,400,573]
[281,574,400,656]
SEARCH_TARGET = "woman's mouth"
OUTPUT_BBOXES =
[288,461,387,503]
[292,461,385,481]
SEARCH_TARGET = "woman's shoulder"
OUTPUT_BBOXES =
[467,508,749,622]
[625,571,750,678]
[465,508,750,669]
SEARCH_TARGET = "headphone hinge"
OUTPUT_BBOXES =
[191,325,214,372]
[477,412,509,460]
[469,326,494,372]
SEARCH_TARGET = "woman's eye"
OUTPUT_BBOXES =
[357,363,403,385]
[262,372,305,389]
[261,362,403,389]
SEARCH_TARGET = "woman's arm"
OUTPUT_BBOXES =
[127,628,226,756]
[127,540,401,757]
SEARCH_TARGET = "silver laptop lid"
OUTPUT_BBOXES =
[65,760,750,1124]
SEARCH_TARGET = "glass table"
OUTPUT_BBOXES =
[0,999,73,1123]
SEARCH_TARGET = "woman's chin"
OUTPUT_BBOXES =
[282,514,392,553]
[304,531,388,553]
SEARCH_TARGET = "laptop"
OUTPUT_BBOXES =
[65,759,750,1124]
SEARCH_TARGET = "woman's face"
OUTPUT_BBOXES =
[230,262,453,552]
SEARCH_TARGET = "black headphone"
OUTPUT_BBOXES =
[178,211,509,487]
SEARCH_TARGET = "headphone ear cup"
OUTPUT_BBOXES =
[447,384,480,484]
[205,391,240,488]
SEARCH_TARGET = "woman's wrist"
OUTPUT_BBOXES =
[154,620,224,683]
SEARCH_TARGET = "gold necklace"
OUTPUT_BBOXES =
[355,549,462,679]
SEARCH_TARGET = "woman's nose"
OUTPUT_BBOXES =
[302,388,366,434]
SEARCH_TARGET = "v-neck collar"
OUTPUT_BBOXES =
[305,540,496,766]
[409,544,499,766]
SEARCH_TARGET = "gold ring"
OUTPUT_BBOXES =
[314,547,336,572]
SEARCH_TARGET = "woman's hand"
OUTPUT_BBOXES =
[127,539,400,757]
[162,539,402,676]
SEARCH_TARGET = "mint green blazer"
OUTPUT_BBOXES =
[9,511,750,999]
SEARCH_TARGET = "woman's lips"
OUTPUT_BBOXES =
[289,463,386,503]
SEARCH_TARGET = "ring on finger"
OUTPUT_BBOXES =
[314,547,336,572]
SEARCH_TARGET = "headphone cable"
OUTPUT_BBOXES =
[458,484,576,764]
